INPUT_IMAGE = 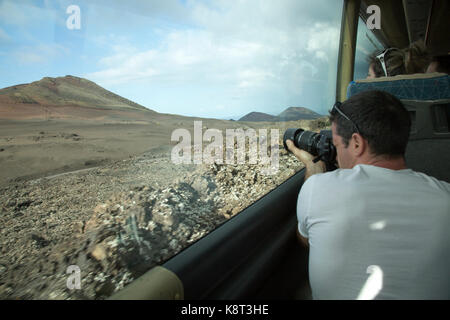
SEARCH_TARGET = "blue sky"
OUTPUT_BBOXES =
[0,0,373,119]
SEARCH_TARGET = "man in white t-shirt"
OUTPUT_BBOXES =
[286,90,450,300]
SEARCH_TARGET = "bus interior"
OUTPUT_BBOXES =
[109,0,450,300]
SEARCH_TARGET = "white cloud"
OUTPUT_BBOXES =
[237,69,276,88]
[86,1,341,91]
[81,1,341,116]
[306,23,341,62]
[86,28,277,87]
[14,44,69,64]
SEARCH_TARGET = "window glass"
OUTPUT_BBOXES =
[0,0,342,299]
[354,17,384,80]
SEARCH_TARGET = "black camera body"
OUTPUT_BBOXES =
[283,128,337,171]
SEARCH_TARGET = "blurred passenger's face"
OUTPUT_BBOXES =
[367,64,376,79]
[426,62,439,73]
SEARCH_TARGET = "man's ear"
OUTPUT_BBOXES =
[351,133,366,157]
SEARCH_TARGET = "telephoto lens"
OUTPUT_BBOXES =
[283,128,337,171]
[283,128,321,156]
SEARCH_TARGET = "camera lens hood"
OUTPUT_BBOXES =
[283,128,303,151]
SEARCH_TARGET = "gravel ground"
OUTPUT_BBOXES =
[0,145,304,300]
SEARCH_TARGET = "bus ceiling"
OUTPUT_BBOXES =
[336,0,450,102]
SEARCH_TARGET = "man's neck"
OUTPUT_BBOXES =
[355,155,407,171]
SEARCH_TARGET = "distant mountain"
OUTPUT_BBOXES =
[238,112,279,122]
[238,106,323,122]
[277,107,322,121]
[0,75,156,120]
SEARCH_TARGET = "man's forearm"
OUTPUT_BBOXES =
[304,161,326,181]
[285,139,326,181]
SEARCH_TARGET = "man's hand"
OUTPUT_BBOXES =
[286,139,326,181]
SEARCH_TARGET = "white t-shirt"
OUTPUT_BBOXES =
[297,164,450,300]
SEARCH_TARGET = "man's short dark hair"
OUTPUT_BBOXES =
[329,90,411,157]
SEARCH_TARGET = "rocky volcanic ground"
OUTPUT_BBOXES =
[0,144,304,300]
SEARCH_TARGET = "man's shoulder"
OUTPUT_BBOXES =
[305,165,403,190]
[306,165,450,193]
[302,168,353,192]
[306,167,356,183]
[405,169,450,192]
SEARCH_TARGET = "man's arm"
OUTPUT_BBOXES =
[296,228,309,248]
[286,139,325,247]
[285,140,326,181]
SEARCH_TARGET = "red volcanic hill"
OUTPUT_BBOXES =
[0,75,157,120]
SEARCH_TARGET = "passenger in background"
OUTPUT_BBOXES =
[367,48,405,78]
[426,54,450,74]
[403,40,430,74]
[367,40,429,79]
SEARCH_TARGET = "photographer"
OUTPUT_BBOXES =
[286,90,450,299]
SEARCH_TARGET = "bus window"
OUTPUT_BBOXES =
[0,0,341,299]
[354,17,384,80]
